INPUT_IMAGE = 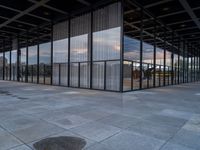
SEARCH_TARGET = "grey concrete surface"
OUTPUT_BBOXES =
[0,80,200,150]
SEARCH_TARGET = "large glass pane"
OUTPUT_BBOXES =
[80,62,90,88]
[174,53,179,84]
[166,48,172,85]
[156,46,164,87]
[123,61,132,91]
[93,2,121,91]
[179,55,184,83]
[143,37,154,88]
[37,25,52,85]
[179,42,184,83]
[188,55,192,82]
[70,13,90,88]
[106,61,120,91]
[28,45,37,83]
[155,25,165,87]
[142,12,155,89]
[123,36,141,90]
[20,47,27,82]
[53,21,68,86]
[92,62,104,89]
[39,42,51,84]
[5,51,10,80]
[11,50,17,81]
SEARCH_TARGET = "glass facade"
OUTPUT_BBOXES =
[122,0,200,92]
[0,1,199,92]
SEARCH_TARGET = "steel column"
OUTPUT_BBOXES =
[120,0,124,92]
[90,11,93,89]
[163,29,166,86]
[139,8,143,89]
[37,28,39,84]
[68,18,71,87]
[153,19,156,87]
[2,39,5,80]
[50,22,53,85]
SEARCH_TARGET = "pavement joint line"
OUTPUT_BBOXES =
[158,118,189,150]
[0,124,34,150]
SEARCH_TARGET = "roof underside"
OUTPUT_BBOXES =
[124,0,200,55]
[0,0,199,55]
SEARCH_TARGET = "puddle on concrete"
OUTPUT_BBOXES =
[62,91,80,95]
[43,88,54,91]
[22,88,36,91]
[33,136,86,150]
[133,91,157,95]
[17,97,29,100]
[0,90,10,95]
[0,90,28,100]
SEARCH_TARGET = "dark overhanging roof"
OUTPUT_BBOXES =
[0,0,116,40]
[124,0,200,55]
[0,0,199,55]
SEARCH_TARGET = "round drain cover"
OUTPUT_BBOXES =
[33,136,86,150]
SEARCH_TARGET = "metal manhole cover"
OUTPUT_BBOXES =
[33,136,86,150]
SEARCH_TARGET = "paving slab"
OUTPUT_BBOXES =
[69,122,121,142]
[9,145,32,150]
[0,81,200,150]
[0,131,22,150]
[100,131,164,150]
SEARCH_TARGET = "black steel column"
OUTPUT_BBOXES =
[183,41,185,83]
[171,32,174,85]
[168,66,170,85]
[90,11,93,89]
[26,31,28,83]
[147,64,149,88]
[153,19,156,87]
[120,0,124,92]
[32,65,33,82]
[2,39,5,80]
[139,8,143,89]
[50,22,53,85]
[17,35,20,81]
[9,38,11,81]
[194,48,196,82]
[186,44,189,83]
[59,63,61,85]
[37,28,39,84]
[68,18,71,87]
[44,64,45,84]
[177,38,180,84]
[131,61,133,90]
[198,49,200,80]
[104,61,107,90]
[163,29,166,86]
[191,46,193,82]
[159,65,161,86]
[199,49,200,81]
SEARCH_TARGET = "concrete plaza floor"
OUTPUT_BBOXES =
[0,81,200,150]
